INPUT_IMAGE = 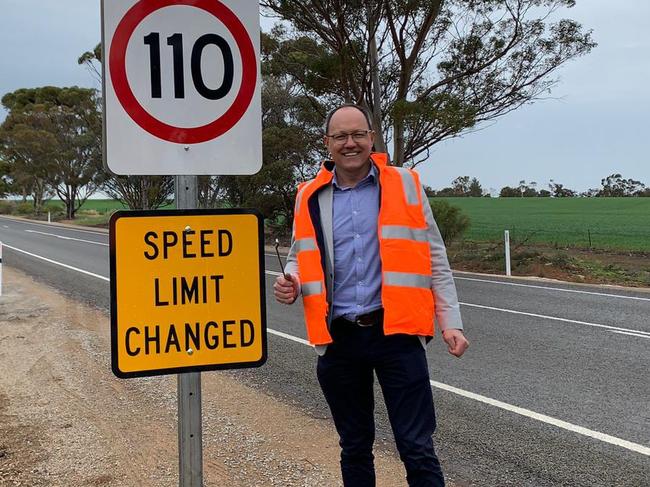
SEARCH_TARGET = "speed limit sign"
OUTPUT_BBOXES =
[101,0,262,175]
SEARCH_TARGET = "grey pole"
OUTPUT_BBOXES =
[175,175,203,487]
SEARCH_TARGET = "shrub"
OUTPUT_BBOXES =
[43,202,65,215]
[0,200,16,214]
[15,202,34,215]
[429,200,470,246]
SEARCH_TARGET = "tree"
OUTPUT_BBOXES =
[468,177,483,197]
[261,0,596,166]
[448,175,482,196]
[599,173,645,197]
[433,186,456,197]
[199,38,326,229]
[429,199,470,245]
[548,179,575,197]
[79,43,175,209]
[78,43,102,84]
[580,188,599,197]
[422,184,437,197]
[499,185,520,197]
[1,87,104,219]
[103,176,173,210]
[0,157,12,198]
[0,111,57,212]
[451,175,471,195]
[518,179,538,197]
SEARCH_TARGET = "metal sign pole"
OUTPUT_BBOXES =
[175,175,203,487]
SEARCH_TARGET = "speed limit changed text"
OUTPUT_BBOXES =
[109,209,267,378]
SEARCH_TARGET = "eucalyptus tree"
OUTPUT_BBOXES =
[0,110,57,211]
[79,43,175,210]
[261,0,596,166]
[1,86,103,217]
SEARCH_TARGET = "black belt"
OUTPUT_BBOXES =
[335,308,384,327]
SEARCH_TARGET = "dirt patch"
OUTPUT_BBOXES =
[0,267,409,486]
[449,241,650,288]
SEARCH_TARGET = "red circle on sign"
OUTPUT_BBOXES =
[109,0,257,144]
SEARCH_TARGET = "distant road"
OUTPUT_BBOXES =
[1,215,649,486]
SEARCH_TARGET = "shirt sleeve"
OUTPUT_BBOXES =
[283,221,302,299]
[420,185,463,331]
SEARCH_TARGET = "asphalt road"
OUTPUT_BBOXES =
[1,215,648,486]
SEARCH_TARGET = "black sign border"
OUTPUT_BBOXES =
[109,208,267,379]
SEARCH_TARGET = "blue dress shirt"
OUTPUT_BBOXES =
[331,165,383,320]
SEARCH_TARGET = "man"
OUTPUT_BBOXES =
[273,104,468,486]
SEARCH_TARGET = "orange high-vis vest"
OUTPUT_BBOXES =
[293,153,435,346]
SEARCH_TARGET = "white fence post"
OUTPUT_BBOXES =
[504,230,511,277]
[48,211,51,223]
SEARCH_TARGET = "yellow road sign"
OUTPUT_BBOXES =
[110,209,266,378]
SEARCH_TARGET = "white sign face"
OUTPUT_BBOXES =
[101,0,262,175]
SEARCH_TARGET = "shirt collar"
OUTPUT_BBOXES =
[332,163,377,189]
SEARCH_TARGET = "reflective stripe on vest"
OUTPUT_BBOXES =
[294,237,318,252]
[381,225,428,242]
[383,271,431,289]
[393,166,419,205]
[301,281,323,296]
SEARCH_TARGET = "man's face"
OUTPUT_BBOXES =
[324,107,374,175]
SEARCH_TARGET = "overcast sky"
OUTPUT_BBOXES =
[1,0,648,193]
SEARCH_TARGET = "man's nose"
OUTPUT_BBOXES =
[343,135,357,146]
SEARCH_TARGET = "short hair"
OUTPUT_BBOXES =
[323,103,373,134]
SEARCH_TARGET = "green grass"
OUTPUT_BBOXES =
[45,199,175,213]
[430,197,650,252]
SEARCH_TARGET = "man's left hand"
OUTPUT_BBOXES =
[442,329,469,357]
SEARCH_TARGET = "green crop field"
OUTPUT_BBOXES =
[78,199,129,212]
[429,197,650,252]
[48,199,175,212]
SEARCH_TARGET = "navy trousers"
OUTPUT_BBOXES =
[317,318,444,487]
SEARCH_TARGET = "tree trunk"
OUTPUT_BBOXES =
[393,118,405,167]
[367,10,387,156]
[141,178,149,210]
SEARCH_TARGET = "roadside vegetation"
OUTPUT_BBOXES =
[429,196,650,252]
[425,189,650,287]
[2,195,648,288]
[2,1,646,286]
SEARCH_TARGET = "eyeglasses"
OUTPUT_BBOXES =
[326,130,373,144]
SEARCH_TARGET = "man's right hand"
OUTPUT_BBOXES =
[273,274,298,304]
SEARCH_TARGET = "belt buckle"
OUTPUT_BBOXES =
[355,315,374,327]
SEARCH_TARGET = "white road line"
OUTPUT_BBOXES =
[455,275,650,302]
[2,244,109,281]
[25,229,109,246]
[267,328,310,346]
[609,330,650,339]
[265,271,650,337]
[266,256,650,302]
[460,302,650,337]
[429,380,650,456]
[4,246,649,456]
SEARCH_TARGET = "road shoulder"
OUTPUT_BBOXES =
[0,266,407,486]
